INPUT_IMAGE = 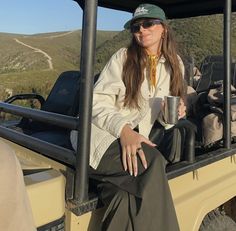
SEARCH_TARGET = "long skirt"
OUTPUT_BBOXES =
[89,140,180,231]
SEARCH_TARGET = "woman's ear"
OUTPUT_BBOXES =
[162,29,168,39]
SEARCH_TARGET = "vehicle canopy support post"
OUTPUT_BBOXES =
[223,0,232,149]
[74,0,98,203]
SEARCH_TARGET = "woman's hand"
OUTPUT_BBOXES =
[178,98,186,119]
[120,125,156,177]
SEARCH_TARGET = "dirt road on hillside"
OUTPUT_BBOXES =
[14,38,53,70]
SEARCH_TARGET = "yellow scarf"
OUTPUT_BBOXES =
[148,54,159,90]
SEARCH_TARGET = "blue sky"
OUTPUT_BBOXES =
[0,0,132,35]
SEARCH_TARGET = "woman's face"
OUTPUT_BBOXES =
[132,18,165,55]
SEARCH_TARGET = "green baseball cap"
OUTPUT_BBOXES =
[124,4,166,29]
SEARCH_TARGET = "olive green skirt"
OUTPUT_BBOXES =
[89,140,180,231]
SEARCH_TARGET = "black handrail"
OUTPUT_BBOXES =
[0,102,79,130]
[223,0,232,149]
[4,93,45,105]
[0,125,76,166]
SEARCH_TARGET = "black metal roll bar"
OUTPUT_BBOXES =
[73,0,97,203]
[0,102,78,130]
[0,102,77,167]
[223,0,232,149]
[0,126,76,166]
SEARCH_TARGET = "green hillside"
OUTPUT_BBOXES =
[95,13,236,73]
[171,13,236,65]
[0,13,235,102]
[0,30,118,100]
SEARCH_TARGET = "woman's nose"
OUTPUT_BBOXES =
[139,25,145,32]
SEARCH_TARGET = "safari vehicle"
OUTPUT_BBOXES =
[0,0,236,230]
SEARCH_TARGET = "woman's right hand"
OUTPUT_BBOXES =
[120,124,156,177]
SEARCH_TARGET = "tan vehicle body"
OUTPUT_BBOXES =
[2,137,236,231]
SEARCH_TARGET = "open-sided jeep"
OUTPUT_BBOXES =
[0,0,236,230]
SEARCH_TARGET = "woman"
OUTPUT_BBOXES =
[71,3,186,231]
[0,140,36,231]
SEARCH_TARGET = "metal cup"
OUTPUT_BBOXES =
[164,96,180,124]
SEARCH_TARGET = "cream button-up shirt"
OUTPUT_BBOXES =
[71,48,184,169]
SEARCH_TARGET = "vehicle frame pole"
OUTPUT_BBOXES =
[223,0,232,149]
[74,0,98,202]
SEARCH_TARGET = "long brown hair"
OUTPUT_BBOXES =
[122,22,185,109]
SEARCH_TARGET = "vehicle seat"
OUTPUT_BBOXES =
[149,119,196,164]
[196,55,236,93]
[6,71,82,148]
[189,55,236,151]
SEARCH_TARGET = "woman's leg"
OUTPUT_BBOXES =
[98,183,133,230]
[90,140,180,231]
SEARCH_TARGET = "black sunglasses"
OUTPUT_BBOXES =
[130,19,162,33]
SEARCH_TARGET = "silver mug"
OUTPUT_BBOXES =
[164,96,180,124]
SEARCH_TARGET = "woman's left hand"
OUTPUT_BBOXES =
[178,98,186,119]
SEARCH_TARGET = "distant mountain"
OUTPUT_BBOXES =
[0,30,118,99]
[0,13,235,99]
[0,30,118,74]
[170,13,236,65]
[95,13,236,73]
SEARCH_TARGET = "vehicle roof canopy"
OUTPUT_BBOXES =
[75,0,236,19]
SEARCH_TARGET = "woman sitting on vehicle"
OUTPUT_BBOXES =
[71,3,186,231]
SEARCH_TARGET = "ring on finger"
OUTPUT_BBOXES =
[131,153,136,158]
[127,153,131,158]
[137,147,143,152]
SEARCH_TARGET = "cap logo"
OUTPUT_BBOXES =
[134,6,148,16]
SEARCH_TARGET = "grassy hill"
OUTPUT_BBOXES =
[0,30,118,72]
[0,30,118,100]
[95,13,236,72]
[0,13,235,101]
[171,13,236,65]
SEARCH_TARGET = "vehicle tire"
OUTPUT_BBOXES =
[199,209,236,231]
